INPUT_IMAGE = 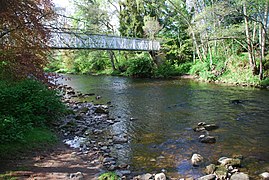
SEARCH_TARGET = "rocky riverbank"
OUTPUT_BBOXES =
[57,84,269,180]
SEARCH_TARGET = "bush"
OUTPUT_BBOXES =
[189,56,226,80]
[219,55,260,85]
[154,61,179,78]
[260,78,269,86]
[177,61,192,74]
[0,79,66,143]
[125,53,154,78]
[189,61,209,76]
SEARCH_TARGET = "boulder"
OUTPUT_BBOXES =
[193,126,206,132]
[69,172,84,180]
[155,172,166,180]
[260,172,269,180]
[198,122,207,126]
[191,153,204,166]
[94,107,108,114]
[116,170,131,177]
[197,174,216,180]
[113,136,128,144]
[215,165,228,179]
[140,173,153,180]
[193,122,219,132]
[205,164,216,174]
[218,157,241,167]
[78,107,88,114]
[199,135,216,143]
[204,124,219,131]
[230,172,249,180]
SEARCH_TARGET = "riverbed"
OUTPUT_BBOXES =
[58,75,269,178]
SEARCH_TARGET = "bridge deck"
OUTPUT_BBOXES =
[48,31,160,51]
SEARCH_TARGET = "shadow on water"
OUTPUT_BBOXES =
[58,75,269,178]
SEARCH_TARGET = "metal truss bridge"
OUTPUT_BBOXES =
[48,31,160,51]
[46,14,160,51]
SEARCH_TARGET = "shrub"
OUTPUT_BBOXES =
[125,53,154,78]
[0,79,66,142]
[154,61,179,78]
[189,61,209,76]
[260,78,269,87]
[177,61,192,74]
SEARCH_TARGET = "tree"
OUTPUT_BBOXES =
[119,0,144,38]
[0,0,54,80]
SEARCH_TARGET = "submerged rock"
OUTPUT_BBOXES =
[199,135,216,143]
[204,124,219,131]
[191,153,204,166]
[231,99,244,105]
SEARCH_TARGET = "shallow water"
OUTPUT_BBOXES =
[58,75,269,178]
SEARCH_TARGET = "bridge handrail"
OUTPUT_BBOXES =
[49,30,159,42]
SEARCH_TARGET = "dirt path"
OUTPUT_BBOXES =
[0,142,102,180]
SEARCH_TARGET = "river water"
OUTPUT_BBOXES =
[59,75,269,178]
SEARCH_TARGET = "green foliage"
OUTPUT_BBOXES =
[46,50,110,74]
[189,61,210,76]
[176,61,192,74]
[119,0,144,38]
[217,55,260,85]
[0,79,66,143]
[261,78,269,87]
[125,53,154,78]
[0,172,18,180]
[154,61,180,78]
[98,172,119,180]
[189,56,227,80]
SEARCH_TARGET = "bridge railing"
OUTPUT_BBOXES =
[48,31,160,51]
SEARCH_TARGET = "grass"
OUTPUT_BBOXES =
[99,172,119,180]
[0,127,58,159]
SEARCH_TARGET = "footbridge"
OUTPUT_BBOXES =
[48,31,160,51]
[47,14,160,51]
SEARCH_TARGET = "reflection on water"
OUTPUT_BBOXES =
[58,75,269,178]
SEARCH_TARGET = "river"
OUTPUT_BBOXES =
[58,74,269,178]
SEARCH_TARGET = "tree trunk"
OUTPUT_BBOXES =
[243,3,257,74]
[259,2,268,80]
[107,50,116,70]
